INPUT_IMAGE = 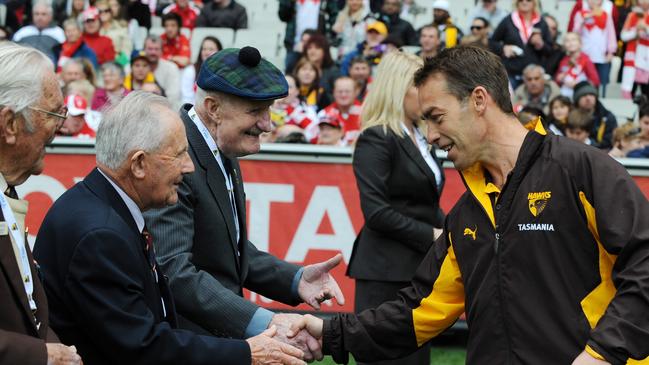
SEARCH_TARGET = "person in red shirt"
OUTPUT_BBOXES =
[161,12,191,68]
[58,94,97,138]
[82,7,115,65]
[162,0,201,30]
[315,76,362,145]
[555,32,600,98]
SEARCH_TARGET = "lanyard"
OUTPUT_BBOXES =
[0,192,36,311]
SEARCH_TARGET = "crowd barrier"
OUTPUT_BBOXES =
[19,138,649,315]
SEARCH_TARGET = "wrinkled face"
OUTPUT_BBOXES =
[551,102,570,121]
[382,0,400,15]
[103,68,123,91]
[349,62,370,82]
[318,124,343,145]
[9,72,64,184]
[523,68,545,96]
[333,79,355,108]
[62,63,84,84]
[306,44,324,65]
[296,63,317,86]
[64,23,82,43]
[563,33,581,53]
[639,116,649,139]
[200,39,220,61]
[142,110,194,208]
[84,17,100,34]
[403,86,420,124]
[164,19,180,39]
[215,96,274,157]
[419,27,439,52]
[420,74,483,171]
[132,59,150,81]
[144,40,162,63]
[566,128,589,143]
[517,0,535,12]
[348,0,363,12]
[33,5,52,30]
[577,94,597,111]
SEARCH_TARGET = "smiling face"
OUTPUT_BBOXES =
[333,78,355,108]
[214,95,274,157]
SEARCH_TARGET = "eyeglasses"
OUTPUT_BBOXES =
[28,106,68,130]
[471,26,484,30]
[99,9,111,13]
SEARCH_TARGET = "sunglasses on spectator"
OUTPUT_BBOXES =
[99,9,111,13]
[471,26,485,30]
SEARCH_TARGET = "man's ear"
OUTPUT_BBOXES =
[204,95,222,126]
[0,106,20,145]
[472,86,489,116]
[130,150,147,179]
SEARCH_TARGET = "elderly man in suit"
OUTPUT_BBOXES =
[143,46,344,361]
[0,43,81,365]
[33,91,307,365]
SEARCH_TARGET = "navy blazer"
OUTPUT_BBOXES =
[34,168,250,365]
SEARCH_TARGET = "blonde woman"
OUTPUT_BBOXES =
[348,51,445,365]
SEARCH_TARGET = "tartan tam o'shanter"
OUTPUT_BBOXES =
[196,46,288,101]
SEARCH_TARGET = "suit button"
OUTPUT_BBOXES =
[496,204,501,210]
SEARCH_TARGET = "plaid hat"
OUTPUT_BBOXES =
[82,7,100,21]
[573,81,598,104]
[366,21,388,36]
[65,94,88,116]
[131,50,149,65]
[197,47,288,100]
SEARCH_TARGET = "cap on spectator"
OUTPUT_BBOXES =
[318,116,342,129]
[82,7,100,21]
[65,94,88,116]
[573,81,598,104]
[196,47,288,100]
[366,21,388,36]
[433,0,450,12]
[131,50,149,65]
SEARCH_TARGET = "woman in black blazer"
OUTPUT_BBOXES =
[347,51,445,365]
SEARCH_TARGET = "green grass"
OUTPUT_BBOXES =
[314,347,466,365]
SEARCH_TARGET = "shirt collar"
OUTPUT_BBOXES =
[0,173,8,195]
[97,168,145,233]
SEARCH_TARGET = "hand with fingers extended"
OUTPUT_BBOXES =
[246,326,307,365]
[287,314,324,344]
[298,254,346,310]
[269,313,323,362]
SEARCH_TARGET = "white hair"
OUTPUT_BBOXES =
[33,1,53,15]
[0,42,54,131]
[96,91,173,170]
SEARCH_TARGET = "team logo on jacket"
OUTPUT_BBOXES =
[463,226,477,240]
[527,191,551,217]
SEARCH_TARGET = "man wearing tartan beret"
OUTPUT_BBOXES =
[144,46,346,362]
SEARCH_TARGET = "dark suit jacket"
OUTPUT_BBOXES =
[33,168,251,365]
[347,126,445,282]
[0,208,56,365]
[143,105,301,339]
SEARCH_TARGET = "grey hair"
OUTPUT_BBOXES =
[96,91,172,169]
[523,63,545,76]
[0,42,54,131]
[62,17,81,31]
[145,34,162,45]
[32,1,53,15]
[62,57,84,72]
[100,61,125,78]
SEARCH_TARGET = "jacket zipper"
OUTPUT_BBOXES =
[495,225,513,364]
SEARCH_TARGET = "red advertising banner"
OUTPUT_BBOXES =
[19,154,649,313]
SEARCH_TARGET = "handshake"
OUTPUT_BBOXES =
[246,313,325,365]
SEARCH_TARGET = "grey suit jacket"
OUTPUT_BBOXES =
[144,104,301,339]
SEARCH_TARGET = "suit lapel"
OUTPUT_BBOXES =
[396,133,439,192]
[181,107,241,263]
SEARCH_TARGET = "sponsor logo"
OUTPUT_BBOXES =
[527,191,551,217]
[463,226,477,240]
[518,223,555,231]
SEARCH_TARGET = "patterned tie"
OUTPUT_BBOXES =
[141,227,157,273]
[4,186,18,199]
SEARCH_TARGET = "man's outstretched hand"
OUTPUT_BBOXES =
[298,254,346,310]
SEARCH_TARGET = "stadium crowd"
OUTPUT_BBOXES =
[2,0,649,156]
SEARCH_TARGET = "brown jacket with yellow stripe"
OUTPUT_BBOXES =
[323,123,649,365]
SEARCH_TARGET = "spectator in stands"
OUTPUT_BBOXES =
[333,0,370,59]
[572,0,617,98]
[316,117,345,146]
[109,0,128,23]
[568,0,619,34]
[12,1,65,62]
[374,0,417,46]
[162,0,201,30]
[541,13,564,76]
[340,20,388,76]
[272,74,319,141]
[417,24,440,59]
[60,58,86,88]
[609,122,642,157]
[637,97,649,147]
[275,124,309,143]
[66,77,95,104]
[55,0,88,27]
[126,0,151,29]
[97,0,131,67]
[161,12,191,68]
[348,57,371,101]
[565,108,596,145]
[620,1,649,99]
[316,76,361,145]
[278,0,339,74]
[555,32,600,98]
[80,58,97,86]
[294,58,330,110]
[181,36,222,104]
[573,80,617,149]
[466,0,507,35]
[513,64,560,116]
[304,33,340,98]
[92,61,128,111]
[56,18,99,72]
[491,0,553,89]
[460,17,493,49]
[124,50,156,91]
[81,7,115,65]
[431,0,462,49]
[144,35,181,108]
[58,94,96,138]
[547,95,572,135]
[196,0,247,29]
